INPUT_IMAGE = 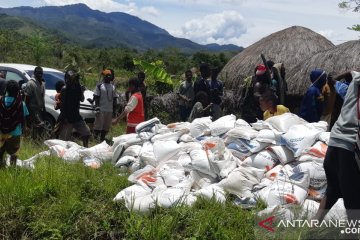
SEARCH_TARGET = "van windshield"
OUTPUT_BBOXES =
[26,70,65,90]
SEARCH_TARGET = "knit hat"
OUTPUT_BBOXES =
[255,64,266,76]
[310,69,326,83]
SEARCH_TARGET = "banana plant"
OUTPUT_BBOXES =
[133,59,173,86]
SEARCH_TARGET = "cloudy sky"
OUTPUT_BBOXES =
[1,0,359,47]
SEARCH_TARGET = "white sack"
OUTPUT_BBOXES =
[62,145,83,161]
[190,149,216,178]
[265,113,307,132]
[44,139,68,148]
[293,161,327,189]
[324,199,347,221]
[83,157,102,169]
[139,142,156,167]
[112,143,125,164]
[153,140,181,163]
[123,145,142,158]
[125,194,155,213]
[301,199,320,220]
[112,133,138,150]
[242,150,279,171]
[265,170,310,207]
[113,184,152,201]
[151,131,184,143]
[79,141,113,161]
[179,134,195,143]
[281,124,324,157]
[190,170,217,190]
[209,114,236,136]
[218,166,264,198]
[128,165,164,188]
[318,132,330,145]
[239,139,270,153]
[267,145,295,165]
[159,161,186,187]
[166,122,191,133]
[49,145,67,158]
[302,141,328,159]
[177,153,192,172]
[227,127,258,141]
[189,116,212,138]
[235,119,251,128]
[255,129,277,144]
[115,156,136,168]
[194,184,226,203]
[180,142,203,153]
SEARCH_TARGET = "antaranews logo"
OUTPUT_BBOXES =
[258,216,276,232]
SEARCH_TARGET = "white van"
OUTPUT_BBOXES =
[0,63,96,132]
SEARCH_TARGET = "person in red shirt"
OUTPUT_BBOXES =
[112,77,144,133]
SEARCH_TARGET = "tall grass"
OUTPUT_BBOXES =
[0,123,308,239]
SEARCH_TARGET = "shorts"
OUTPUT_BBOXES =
[0,136,20,155]
[59,120,91,141]
[93,111,113,131]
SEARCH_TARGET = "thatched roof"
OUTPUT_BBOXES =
[220,26,334,94]
[287,40,360,96]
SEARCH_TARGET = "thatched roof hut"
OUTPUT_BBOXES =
[287,40,360,96]
[220,26,334,95]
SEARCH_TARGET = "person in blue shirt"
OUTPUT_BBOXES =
[0,80,29,168]
[299,69,327,123]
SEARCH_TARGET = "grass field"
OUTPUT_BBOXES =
[0,124,314,240]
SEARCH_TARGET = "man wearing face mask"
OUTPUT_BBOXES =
[24,66,46,139]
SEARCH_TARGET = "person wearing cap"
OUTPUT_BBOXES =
[299,69,327,123]
[59,70,91,147]
[93,69,117,142]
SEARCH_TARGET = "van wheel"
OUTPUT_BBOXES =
[42,114,55,139]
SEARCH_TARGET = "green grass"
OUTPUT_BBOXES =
[0,124,312,239]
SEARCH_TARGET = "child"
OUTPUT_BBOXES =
[112,77,144,134]
[0,80,29,168]
[188,91,213,122]
[259,91,289,120]
[52,81,65,137]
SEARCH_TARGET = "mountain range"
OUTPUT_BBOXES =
[0,4,243,53]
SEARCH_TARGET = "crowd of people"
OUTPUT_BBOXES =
[0,62,359,224]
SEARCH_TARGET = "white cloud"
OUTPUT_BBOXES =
[174,11,247,45]
[140,6,159,16]
[317,29,335,39]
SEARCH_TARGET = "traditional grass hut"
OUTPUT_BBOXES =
[220,26,334,94]
[287,40,360,96]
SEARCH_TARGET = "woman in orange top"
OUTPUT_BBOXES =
[259,91,289,120]
[113,77,144,133]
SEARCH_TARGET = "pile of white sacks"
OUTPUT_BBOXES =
[109,113,346,218]
[18,113,346,219]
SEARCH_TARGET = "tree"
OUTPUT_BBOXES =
[27,32,50,65]
[339,0,360,31]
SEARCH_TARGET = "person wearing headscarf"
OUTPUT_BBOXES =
[299,69,327,123]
